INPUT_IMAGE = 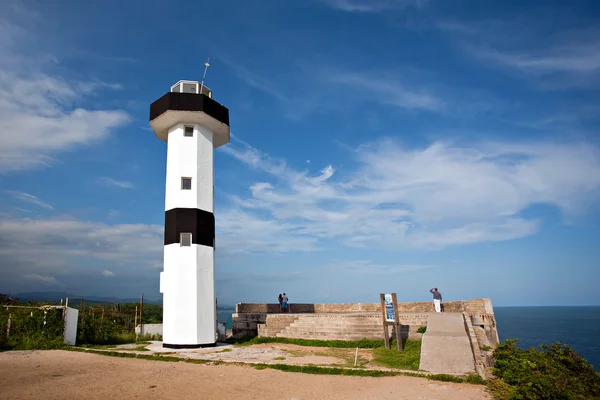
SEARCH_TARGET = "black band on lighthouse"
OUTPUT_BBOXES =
[164,208,215,247]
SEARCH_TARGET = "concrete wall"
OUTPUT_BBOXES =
[63,307,79,346]
[135,323,163,336]
[236,298,495,315]
[233,299,499,341]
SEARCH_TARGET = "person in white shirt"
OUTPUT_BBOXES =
[430,288,442,313]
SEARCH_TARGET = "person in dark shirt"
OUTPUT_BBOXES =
[278,294,283,313]
[430,288,442,313]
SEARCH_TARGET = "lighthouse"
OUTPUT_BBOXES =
[149,79,230,348]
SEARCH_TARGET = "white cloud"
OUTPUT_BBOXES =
[98,177,134,189]
[24,274,59,285]
[101,270,115,277]
[0,217,163,270]
[6,190,54,210]
[317,0,429,12]
[329,71,444,111]
[0,9,129,173]
[218,138,600,252]
[436,17,600,89]
[325,260,435,275]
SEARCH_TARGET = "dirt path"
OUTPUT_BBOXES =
[0,350,491,400]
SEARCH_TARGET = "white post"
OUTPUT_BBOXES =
[354,347,359,367]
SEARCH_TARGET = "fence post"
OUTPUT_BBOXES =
[6,313,11,337]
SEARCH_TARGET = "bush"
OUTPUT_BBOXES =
[417,326,427,334]
[0,307,65,350]
[489,338,600,400]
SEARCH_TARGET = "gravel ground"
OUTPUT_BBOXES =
[0,350,491,400]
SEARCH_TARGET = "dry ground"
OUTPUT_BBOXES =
[0,350,491,400]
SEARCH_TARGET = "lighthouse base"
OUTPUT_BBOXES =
[163,342,217,349]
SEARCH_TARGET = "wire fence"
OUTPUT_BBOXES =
[0,306,65,349]
[1,300,163,349]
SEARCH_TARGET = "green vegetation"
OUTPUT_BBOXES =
[480,345,492,351]
[227,336,385,349]
[273,356,286,360]
[1,298,163,350]
[488,339,600,400]
[216,348,232,353]
[76,303,161,345]
[0,307,65,350]
[417,326,427,334]
[371,340,421,370]
[66,346,482,384]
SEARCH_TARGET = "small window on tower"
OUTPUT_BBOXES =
[181,177,192,190]
[184,126,193,137]
[180,233,192,247]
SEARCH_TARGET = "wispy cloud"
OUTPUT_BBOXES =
[101,270,115,277]
[0,7,129,173]
[6,190,54,210]
[317,0,430,12]
[433,16,600,90]
[224,57,501,119]
[217,137,600,253]
[98,177,134,189]
[328,71,444,111]
[24,274,60,285]
[325,260,435,275]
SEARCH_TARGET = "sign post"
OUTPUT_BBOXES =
[380,293,403,351]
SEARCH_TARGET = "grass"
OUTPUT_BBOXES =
[227,336,384,349]
[64,346,485,385]
[371,340,421,370]
[216,348,232,353]
[273,356,286,360]
[479,345,492,351]
[416,326,427,334]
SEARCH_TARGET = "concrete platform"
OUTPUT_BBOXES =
[146,341,232,353]
[419,313,475,375]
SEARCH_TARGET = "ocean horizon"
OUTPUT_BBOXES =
[219,305,600,370]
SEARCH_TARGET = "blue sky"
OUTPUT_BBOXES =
[1,0,599,306]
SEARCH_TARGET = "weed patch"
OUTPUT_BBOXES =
[227,336,384,349]
[371,340,421,370]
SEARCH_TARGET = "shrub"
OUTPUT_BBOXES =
[417,326,427,334]
[0,307,65,350]
[489,338,600,400]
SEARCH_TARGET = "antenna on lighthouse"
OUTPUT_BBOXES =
[200,57,210,95]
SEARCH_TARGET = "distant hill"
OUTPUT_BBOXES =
[13,292,163,305]
[11,292,235,309]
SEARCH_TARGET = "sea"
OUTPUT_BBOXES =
[494,306,600,370]
[218,306,600,370]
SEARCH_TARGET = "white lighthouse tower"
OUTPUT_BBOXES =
[149,79,230,348]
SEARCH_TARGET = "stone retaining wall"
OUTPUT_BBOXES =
[233,298,499,340]
[236,298,495,315]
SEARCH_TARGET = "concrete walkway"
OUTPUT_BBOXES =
[419,313,475,375]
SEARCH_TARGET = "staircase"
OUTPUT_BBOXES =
[259,313,428,341]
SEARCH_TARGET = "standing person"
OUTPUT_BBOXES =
[278,294,283,313]
[430,288,442,313]
[281,293,289,313]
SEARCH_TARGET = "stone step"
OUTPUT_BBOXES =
[277,333,384,340]
[281,329,384,337]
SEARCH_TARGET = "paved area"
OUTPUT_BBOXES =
[419,313,476,375]
[0,350,491,400]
